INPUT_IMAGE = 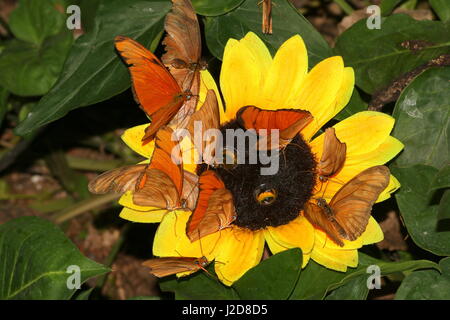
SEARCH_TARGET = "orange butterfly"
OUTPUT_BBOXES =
[187,170,236,242]
[162,0,206,129]
[236,105,313,150]
[304,165,390,247]
[317,127,346,182]
[142,256,209,278]
[88,126,198,211]
[115,36,191,145]
[186,89,221,165]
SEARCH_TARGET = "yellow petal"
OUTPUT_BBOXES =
[220,33,272,120]
[311,243,358,272]
[332,67,355,117]
[264,228,311,268]
[377,174,400,203]
[290,56,344,140]
[199,70,226,123]
[361,216,384,245]
[152,210,220,261]
[312,111,396,156]
[266,215,315,255]
[261,35,308,109]
[119,206,166,223]
[214,227,265,286]
[121,125,155,158]
[119,190,154,211]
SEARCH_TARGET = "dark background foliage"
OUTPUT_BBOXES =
[0,0,448,300]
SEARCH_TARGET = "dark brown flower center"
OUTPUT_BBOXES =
[197,120,317,230]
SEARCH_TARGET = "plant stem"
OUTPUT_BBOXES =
[333,0,354,15]
[52,193,120,224]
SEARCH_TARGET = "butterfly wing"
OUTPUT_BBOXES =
[187,89,220,164]
[330,165,390,241]
[162,0,203,129]
[88,164,147,194]
[237,106,312,150]
[318,128,347,178]
[303,201,345,247]
[181,170,199,211]
[142,257,205,277]
[187,170,235,241]
[162,0,201,86]
[133,126,183,208]
[115,36,185,144]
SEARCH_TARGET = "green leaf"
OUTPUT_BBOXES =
[392,67,450,170]
[438,190,450,221]
[233,248,302,300]
[396,257,450,299]
[9,0,66,45]
[430,0,450,22]
[204,0,331,67]
[0,31,73,96]
[159,265,239,300]
[380,0,404,15]
[333,88,367,121]
[335,14,450,94]
[0,216,109,300]
[14,0,170,136]
[192,0,244,16]
[325,276,369,300]
[431,165,450,191]
[290,253,438,300]
[74,287,94,300]
[392,165,450,256]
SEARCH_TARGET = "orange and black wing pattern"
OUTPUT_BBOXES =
[237,106,313,150]
[115,36,186,144]
[187,170,235,241]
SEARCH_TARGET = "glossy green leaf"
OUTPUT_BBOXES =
[380,0,404,15]
[335,14,450,94]
[334,88,367,121]
[15,0,170,136]
[204,0,331,67]
[392,165,450,256]
[0,216,109,300]
[74,287,94,300]
[9,0,67,45]
[396,257,450,299]
[431,165,450,191]
[159,265,239,300]
[192,0,244,16]
[233,248,302,300]
[0,31,73,96]
[325,275,369,300]
[392,67,450,170]
[430,0,450,22]
[290,253,438,300]
[438,190,450,221]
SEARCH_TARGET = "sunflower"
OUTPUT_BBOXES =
[117,32,403,285]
